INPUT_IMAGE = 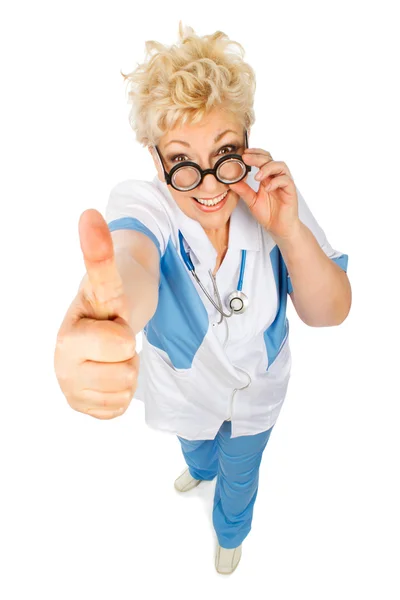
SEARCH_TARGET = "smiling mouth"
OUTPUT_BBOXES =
[192,190,229,206]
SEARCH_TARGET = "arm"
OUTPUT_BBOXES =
[278,220,352,327]
[78,229,160,335]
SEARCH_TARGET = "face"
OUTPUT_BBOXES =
[149,108,247,233]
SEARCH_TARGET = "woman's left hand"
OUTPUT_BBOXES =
[228,148,301,239]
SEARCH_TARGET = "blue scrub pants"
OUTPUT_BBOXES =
[177,420,274,549]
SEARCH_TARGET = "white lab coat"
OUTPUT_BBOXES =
[105,167,348,440]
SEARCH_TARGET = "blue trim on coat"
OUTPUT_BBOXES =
[144,238,209,369]
[107,218,208,369]
[264,244,289,370]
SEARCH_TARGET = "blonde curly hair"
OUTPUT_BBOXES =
[120,21,256,147]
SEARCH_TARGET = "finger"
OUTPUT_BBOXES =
[77,388,133,411]
[244,148,273,157]
[242,153,276,167]
[78,355,138,392]
[79,209,125,312]
[264,175,294,197]
[242,155,274,180]
[228,179,259,210]
[86,407,126,420]
[70,317,136,362]
[254,161,293,181]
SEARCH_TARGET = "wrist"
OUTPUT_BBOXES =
[267,219,304,247]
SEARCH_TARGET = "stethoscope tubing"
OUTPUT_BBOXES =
[178,230,248,320]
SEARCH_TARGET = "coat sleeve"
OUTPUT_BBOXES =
[105,179,171,259]
[287,186,349,294]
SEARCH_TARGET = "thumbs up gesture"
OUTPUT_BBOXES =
[54,209,139,419]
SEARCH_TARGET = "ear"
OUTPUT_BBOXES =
[148,145,165,183]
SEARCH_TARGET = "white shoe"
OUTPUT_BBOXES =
[174,468,201,492]
[215,543,242,575]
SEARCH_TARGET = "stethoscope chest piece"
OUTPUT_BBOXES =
[178,229,249,319]
[227,290,249,314]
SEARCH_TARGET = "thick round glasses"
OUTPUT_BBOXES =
[153,130,251,192]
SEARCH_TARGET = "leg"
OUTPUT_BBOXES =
[212,421,274,549]
[177,435,218,481]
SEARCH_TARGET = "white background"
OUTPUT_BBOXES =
[1,1,399,598]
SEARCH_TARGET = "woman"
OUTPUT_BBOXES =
[54,22,351,575]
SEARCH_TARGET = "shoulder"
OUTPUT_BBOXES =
[106,177,174,257]
[107,177,170,210]
[106,177,174,226]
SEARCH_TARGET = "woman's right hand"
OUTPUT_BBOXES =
[54,209,139,419]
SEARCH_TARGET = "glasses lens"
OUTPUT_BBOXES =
[217,158,246,183]
[172,166,201,191]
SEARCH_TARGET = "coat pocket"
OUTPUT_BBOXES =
[143,339,191,379]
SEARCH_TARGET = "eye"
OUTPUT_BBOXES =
[170,154,188,163]
[219,144,238,155]
[169,144,239,164]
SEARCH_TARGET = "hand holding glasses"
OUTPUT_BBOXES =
[152,129,251,192]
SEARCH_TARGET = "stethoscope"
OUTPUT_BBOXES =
[178,230,249,324]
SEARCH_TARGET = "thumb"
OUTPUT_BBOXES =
[228,180,258,210]
[78,209,127,319]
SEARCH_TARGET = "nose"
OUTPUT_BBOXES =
[194,168,226,197]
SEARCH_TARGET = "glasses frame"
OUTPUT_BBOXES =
[153,129,251,192]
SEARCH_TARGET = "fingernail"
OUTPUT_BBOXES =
[255,172,262,180]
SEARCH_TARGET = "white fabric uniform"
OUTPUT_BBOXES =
[106,167,349,440]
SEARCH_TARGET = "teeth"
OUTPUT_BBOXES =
[195,190,228,206]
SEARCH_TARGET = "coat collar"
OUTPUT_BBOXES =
[152,167,261,266]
